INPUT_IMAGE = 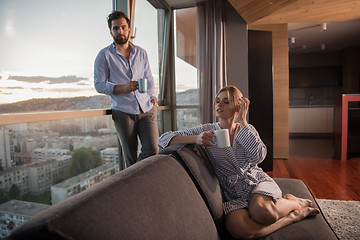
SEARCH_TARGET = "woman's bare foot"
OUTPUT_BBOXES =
[289,207,320,223]
[283,193,313,208]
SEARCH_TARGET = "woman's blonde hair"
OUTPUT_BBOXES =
[213,85,243,113]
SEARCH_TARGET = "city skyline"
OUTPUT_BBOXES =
[0,0,112,104]
[0,0,197,105]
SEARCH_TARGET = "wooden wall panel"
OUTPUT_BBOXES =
[248,24,289,159]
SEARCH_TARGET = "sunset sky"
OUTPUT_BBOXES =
[0,0,197,105]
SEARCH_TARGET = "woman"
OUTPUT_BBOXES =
[158,85,319,239]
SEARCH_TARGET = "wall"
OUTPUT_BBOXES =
[248,30,273,171]
[224,1,289,159]
[248,24,289,159]
[290,52,340,68]
[289,52,342,106]
[224,1,248,96]
[341,46,360,95]
[289,47,360,107]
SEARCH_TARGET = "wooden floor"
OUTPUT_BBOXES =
[269,138,360,201]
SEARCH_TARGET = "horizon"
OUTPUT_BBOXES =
[0,93,103,105]
[0,86,198,107]
[0,0,197,105]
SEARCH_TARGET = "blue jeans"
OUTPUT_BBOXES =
[112,106,159,167]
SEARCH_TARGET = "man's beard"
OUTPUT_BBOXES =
[114,34,129,45]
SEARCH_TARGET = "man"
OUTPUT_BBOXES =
[94,11,159,167]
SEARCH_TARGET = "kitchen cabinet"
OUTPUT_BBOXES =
[289,107,334,133]
[289,108,306,133]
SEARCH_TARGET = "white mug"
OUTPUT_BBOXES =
[214,129,231,148]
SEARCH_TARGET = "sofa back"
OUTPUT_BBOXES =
[8,154,220,240]
[160,144,233,239]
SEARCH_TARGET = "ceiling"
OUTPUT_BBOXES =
[163,0,360,54]
[287,21,360,54]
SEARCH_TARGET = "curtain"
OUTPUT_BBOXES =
[197,0,227,124]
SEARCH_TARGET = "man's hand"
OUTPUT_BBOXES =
[113,81,138,94]
[195,131,214,146]
[151,98,158,107]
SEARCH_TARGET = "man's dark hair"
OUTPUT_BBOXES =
[107,11,130,29]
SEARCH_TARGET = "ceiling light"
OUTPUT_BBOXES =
[321,23,327,31]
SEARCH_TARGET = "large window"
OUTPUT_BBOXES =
[0,114,119,237]
[0,0,112,112]
[0,2,204,237]
[174,7,199,129]
[0,1,113,237]
[133,1,165,99]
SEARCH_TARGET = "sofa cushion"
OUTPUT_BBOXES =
[8,155,220,240]
[259,178,338,240]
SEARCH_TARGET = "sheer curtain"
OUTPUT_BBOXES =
[197,0,228,124]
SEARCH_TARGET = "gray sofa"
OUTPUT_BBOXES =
[7,144,338,240]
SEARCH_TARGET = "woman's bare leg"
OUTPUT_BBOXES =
[274,194,313,218]
[283,193,312,206]
[248,194,314,225]
[226,207,319,240]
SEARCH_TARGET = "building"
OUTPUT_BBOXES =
[71,135,118,152]
[13,138,36,165]
[0,167,30,195]
[100,147,119,164]
[28,155,71,194]
[32,148,70,162]
[0,155,71,195]
[0,200,50,239]
[0,127,15,171]
[51,163,118,205]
